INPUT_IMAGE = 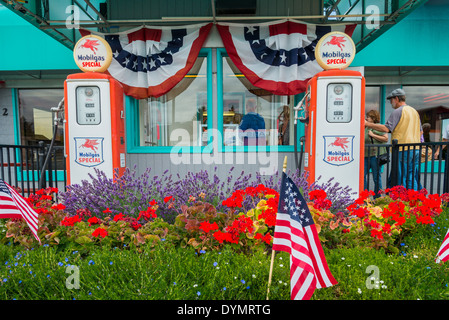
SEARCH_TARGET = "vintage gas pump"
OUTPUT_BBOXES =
[298,32,365,197]
[64,35,126,185]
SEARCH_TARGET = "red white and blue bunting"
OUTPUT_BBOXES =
[79,20,356,98]
[216,20,356,96]
[80,23,212,99]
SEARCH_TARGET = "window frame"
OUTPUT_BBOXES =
[13,88,66,182]
[217,48,296,153]
[126,48,213,154]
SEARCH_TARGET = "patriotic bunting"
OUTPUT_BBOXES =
[80,23,212,99]
[272,172,337,300]
[217,20,356,95]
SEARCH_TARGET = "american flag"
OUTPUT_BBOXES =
[272,172,337,300]
[436,229,449,263]
[217,20,356,96]
[0,180,40,243]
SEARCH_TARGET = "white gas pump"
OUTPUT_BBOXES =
[296,32,365,197]
[64,35,126,185]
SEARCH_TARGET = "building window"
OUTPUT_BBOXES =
[402,85,449,143]
[219,50,294,148]
[18,89,64,146]
[365,86,381,115]
[135,53,210,147]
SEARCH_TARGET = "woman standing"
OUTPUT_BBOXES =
[365,110,388,197]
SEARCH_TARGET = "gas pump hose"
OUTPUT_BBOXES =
[38,98,64,190]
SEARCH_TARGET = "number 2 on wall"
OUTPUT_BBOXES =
[2,108,7,116]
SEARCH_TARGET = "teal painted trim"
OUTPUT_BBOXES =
[294,93,305,145]
[223,145,294,152]
[205,48,213,145]
[11,88,21,179]
[125,95,138,154]
[128,146,211,154]
[11,88,20,145]
[217,48,225,153]
[126,48,213,154]
[17,170,65,182]
[421,161,445,173]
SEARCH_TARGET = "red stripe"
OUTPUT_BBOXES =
[79,29,91,37]
[0,204,21,211]
[269,21,307,36]
[127,27,162,43]
[0,213,22,219]
[344,24,357,36]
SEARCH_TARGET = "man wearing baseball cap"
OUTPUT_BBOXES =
[365,88,422,190]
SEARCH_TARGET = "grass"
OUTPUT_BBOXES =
[1,214,449,300]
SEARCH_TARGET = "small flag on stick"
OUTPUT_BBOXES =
[272,172,337,300]
[0,180,40,243]
[436,229,449,263]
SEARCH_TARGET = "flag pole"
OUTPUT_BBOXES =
[266,155,288,300]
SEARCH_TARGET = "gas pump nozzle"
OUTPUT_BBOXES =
[294,93,309,125]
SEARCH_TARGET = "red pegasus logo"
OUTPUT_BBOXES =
[328,137,350,151]
[79,139,100,152]
[324,36,346,51]
[79,39,99,54]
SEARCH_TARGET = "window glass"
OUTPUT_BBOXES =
[222,56,293,147]
[402,86,449,142]
[136,56,207,147]
[365,86,381,115]
[18,89,64,146]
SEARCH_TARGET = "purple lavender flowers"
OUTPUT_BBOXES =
[60,166,355,223]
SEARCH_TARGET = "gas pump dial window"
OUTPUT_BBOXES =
[76,86,101,125]
[326,83,352,123]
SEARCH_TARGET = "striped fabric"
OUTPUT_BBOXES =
[436,229,449,263]
[273,172,337,300]
[0,180,40,243]
[217,20,356,95]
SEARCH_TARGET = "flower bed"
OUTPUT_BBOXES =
[2,169,449,301]
[2,168,448,257]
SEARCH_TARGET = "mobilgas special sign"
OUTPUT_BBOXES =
[74,137,104,167]
[323,135,354,166]
[73,35,112,72]
[315,31,355,70]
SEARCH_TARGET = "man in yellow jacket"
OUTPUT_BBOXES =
[364,88,422,190]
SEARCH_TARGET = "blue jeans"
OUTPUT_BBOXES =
[364,156,382,197]
[393,149,421,190]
